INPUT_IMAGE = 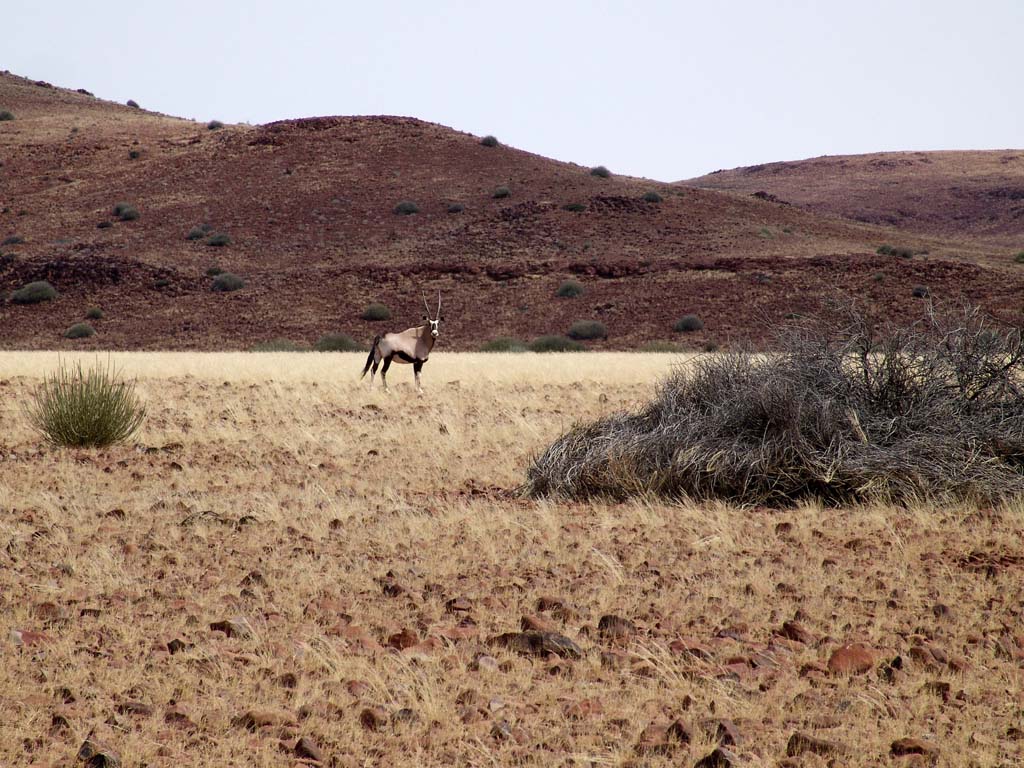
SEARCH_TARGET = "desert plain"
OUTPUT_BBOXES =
[1,351,1022,767]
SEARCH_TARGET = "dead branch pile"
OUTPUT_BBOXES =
[525,301,1024,506]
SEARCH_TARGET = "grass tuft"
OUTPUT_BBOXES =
[26,360,145,447]
[673,314,704,332]
[64,322,96,339]
[393,201,419,215]
[492,186,511,199]
[11,281,57,304]
[480,337,528,352]
[529,335,585,353]
[568,320,607,340]
[556,279,585,298]
[212,273,244,292]
[314,333,363,352]
[480,135,499,147]
[362,303,391,321]
[590,166,611,178]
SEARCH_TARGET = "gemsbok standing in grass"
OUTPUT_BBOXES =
[361,292,442,394]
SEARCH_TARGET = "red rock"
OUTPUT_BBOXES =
[115,701,153,717]
[233,709,296,730]
[521,614,556,632]
[359,707,388,731]
[891,737,938,756]
[10,628,54,647]
[827,643,875,675]
[445,597,472,613]
[786,731,845,756]
[77,734,121,767]
[562,697,603,720]
[694,747,739,768]
[295,736,325,762]
[346,680,371,698]
[164,707,197,730]
[597,614,636,641]
[780,620,815,644]
[209,616,254,639]
[387,628,419,650]
[669,638,713,661]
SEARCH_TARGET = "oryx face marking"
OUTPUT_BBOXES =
[360,291,442,395]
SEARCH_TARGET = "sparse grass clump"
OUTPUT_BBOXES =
[64,322,95,339]
[186,224,212,241]
[527,301,1024,506]
[556,279,584,298]
[480,337,528,352]
[567,320,607,340]
[1014,251,1024,264]
[205,265,224,277]
[211,273,244,292]
[643,191,662,203]
[562,203,586,213]
[673,314,704,332]
[590,166,611,178]
[128,150,141,160]
[126,99,139,108]
[86,307,104,320]
[480,135,499,147]
[11,281,57,304]
[639,341,683,352]
[26,360,145,447]
[492,186,511,199]
[362,303,391,321]
[394,201,419,215]
[205,233,231,247]
[2,235,25,246]
[250,339,307,352]
[529,335,585,353]
[314,333,362,352]
[912,285,930,298]
[0,110,14,121]
[207,120,224,130]
[447,203,464,214]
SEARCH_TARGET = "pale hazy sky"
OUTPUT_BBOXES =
[7,0,1022,180]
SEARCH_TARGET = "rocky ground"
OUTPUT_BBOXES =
[1,353,1022,766]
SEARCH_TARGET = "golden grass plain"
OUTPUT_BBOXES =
[1,352,1022,767]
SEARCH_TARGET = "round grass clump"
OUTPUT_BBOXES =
[643,191,663,203]
[205,233,231,247]
[11,281,57,304]
[1014,251,1024,264]
[86,307,104,320]
[480,337,528,352]
[186,224,212,240]
[674,314,704,332]
[590,165,611,178]
[112,202,139,221]
[0,110,14,121]
[211,273,244,292]
[562,203,586,212]
[2,235,25,246]
[314,333,363,352]
[556,279,584,298]
[64,322,95,339]
[480,135,499,147]
[567,320,607,340]
[207,120,224,130]
[362,302,391,321]
[447,203,464,214]
[250,339,307,352]
[394,201,420,215]
[492,186,511,199]
[529,335,585,353]
[912,285,930,298]
[26,360,145,447]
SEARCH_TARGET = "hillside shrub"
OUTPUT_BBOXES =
[362,302,391,321]
[480,337,528,352]
[86,307,104,320]
[394,201,419,215]
[590,166,611,178]
[26,360,145,447]
[492,186,511,199]
[187,224,212,240]
[562,203,586,213]
[11,281,57,304]
[674,314,704,332]
[314,333,362,352]
[568,320,607,340]
[1014,251,1024,264]
[643,191,663,203]
[128,150,141,160]
[639,341,683,352]
[112,202,139,221]
[126,100,140,108]
[447,203,464,214]
[878,244,913,258]
[205,265,224,276]
[480,135,499,147]
[912,285,930,298]
[208,120,224,130]
[0,110,14,121]
[556,279,584,298]
[2,235,24,245]
[97,221,112,229]
[205,233,231,247]
[64,322,95,339]
[529,335,585,353]
[212,272,244,292]
[526,301,1024,506]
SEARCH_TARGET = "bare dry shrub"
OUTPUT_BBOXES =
[526,300,1024,506]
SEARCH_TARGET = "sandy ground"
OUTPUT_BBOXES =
[1,353,1022,767]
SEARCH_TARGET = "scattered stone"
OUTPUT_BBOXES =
[115,701,153,717]
[276,672,298,689]
[387,628,419,650]
[233,709,296,730]
[488,631,583,659]
[521,614,556,632]
[598,614,635,641]
[703,718,741,746]
[10,628,53,648]
[636,719,692,754]
[780,620,815,644]
[693,746,739,768]
[786,731,845,757]
[166,638,192,654]
[471,653,499,672]
[295,736,324,762]
[669,638,714,661]
[164,706,197,729]
[359,707,388,731]
[392,707,418,724]
[536,595,577,620]
[891,737,938,757]
[445,597,472,613]
[827,643,875,675]
[563,697,603,720]
[77,734,121,767]
[210,616,254,639]
[490,719,513,741]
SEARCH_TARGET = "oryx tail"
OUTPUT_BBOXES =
[361,336,381,379]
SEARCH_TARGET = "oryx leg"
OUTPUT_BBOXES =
[413,360,424,395]
[369,350,381,390]
[380,355,393,393]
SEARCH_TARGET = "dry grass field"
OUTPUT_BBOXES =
[1,352,1022,767]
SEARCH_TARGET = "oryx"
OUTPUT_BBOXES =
[361,292,442,394]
